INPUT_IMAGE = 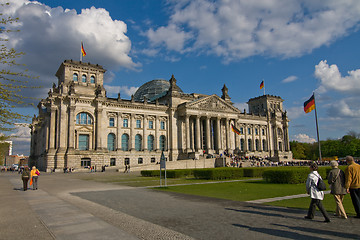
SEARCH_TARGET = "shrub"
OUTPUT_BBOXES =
[263,168,309,184]
[243,167,266,177]
[141,169,193,178]
[193,168,244,180]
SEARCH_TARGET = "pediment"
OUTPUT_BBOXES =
[183,95,241,113]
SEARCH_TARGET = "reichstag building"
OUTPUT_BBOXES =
[30,60,292,171]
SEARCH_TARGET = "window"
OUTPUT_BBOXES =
[135,134,142,151]
[136,119,141,128]
[255,139,259,151]
[109,117,115,127]
[248,128,251,134]
[255,128,258,135]
[240,127,244,134]
[279,141,283,151]
[248,139,252,151]
[151,157,156,163]
[121,134,129,151]
[110,158,116,166]
[147,135,154,151]
[82,74,87,82]
[123,119,128,128]
[79,134,89,150]
[107,133,115,151]
[149,120,153,129]
[240,139,245,151]
[81,158,91,167]
[124,158,130,165]
[76,113,92,125]
[73,73,78,82]
[90,76,95,83]
[262,139,267,151]
[159,135,166,151]
[138,158,143,164]
[160,121,165,130]
[262,129,265,135]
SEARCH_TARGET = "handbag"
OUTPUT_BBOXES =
[35,170,40,176]
[315,173,326,191]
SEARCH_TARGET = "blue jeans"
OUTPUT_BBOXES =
[32,176,38,190]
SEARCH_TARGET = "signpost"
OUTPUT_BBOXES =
[160,151,167,187]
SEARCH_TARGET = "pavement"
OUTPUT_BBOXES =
[1,171,360,240]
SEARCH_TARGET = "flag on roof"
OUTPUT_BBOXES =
[260,80,264,89]
[81,42,86,57]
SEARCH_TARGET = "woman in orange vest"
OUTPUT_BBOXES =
[30,166,40,190]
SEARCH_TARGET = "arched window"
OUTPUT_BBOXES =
[107,133,115,151]
[121,134,129,151]
[159,135,166,151]
[73,73,78,82]
[240,139,245,151]
[147,135,154,151]
[90,75,95,83]
[135,134,142,151]
[255,139,259,151]
[248,139,252,151]
[82,74,87,82]
[262,139,267,151]
[76,112,92,125]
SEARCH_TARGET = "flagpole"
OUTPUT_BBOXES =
[263,79,265,96]
[80,42,82,62]
[313,92,322,161]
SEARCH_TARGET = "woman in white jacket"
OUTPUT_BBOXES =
[305,162,331,222]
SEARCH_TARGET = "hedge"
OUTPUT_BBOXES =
[263,168,309,184]
[141,169,193,178]
[193,168,244,180]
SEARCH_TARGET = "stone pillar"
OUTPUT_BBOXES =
[130,114,134,151]
[190,118,195,151]
[117,113,121,150]
[216,117,221,152]
[58,103,67,151]
[244,124,248,152]
[185,115,190,152]
[206,117,211,151]
[196,116,201,151]
[49,106,57,149]
[68,105,76,150]
[155,116,159,151]
[252,125,255,152]
[96,108,103,150]
[143,115,147,151]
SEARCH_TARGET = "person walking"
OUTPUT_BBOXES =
[30,166,40,190]
[21,167,30,191]
[305,162,331,222]
[344,156,360,218]
[328,160,347,219]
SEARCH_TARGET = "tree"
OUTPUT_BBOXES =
[0,3,38,135]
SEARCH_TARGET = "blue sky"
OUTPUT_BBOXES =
[2,0,360,155]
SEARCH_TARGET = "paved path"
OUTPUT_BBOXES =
[2,172,360,240]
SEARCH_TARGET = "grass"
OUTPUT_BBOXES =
[75,171,357,216]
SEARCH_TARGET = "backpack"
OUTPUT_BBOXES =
[316,174,326,191]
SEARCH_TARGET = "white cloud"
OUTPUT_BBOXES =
[104,85,138,98]
[315,60,360,93]
[234,102,248,112]
[327,98,360,118]
[293,133,316,143]
[10,123,31,143]
[286,106,304,120]
[2,0,140,100]
[282,76,298,83]
[145,0,360,62]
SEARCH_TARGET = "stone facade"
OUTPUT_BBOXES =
[30,60,292,172]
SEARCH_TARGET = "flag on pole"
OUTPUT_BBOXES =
[81,42,87,57]
[231,124,241,135]
[304,94,315,113]
[260,80,264,89]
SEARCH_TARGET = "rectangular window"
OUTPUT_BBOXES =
[149,120,153,129]
[79,134,89,150]
[262,129,265,135]
[240,127,244,134]
[138,158,143,164]
[248,128,251,135]
[151,157,156,163]
[81,158,91,167]
[109,117,115,127]
[123,119,128,128]
[136,119,141,128]
[110,158,116,166]
[255,128,258,135]
[160,121,165,130]
[124,158,130,165]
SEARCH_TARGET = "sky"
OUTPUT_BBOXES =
[2,0,360,155]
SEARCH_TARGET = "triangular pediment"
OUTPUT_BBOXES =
[183,95,241,113]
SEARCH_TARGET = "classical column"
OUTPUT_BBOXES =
[58,103,67,151]
[117,113,121,150]
[185,115,190,152]
[259,125,263,151]
[225,118,230,151]
[130,114,134,150]
[235,121,239,150]
[206,117,211,151]
[155,116,159,151]
[68,105,76,149]
[284,124,290,151]
[95,108,103,150]
[143,115,147,151]
[244,124,248,152]
[252,125,255,152]
[216,117,221,152]
[196,116,201,151]
[49,106,57,149]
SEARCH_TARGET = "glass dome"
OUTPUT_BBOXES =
[133,79,183,101]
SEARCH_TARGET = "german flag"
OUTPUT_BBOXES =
[231,124,241,135]
[81,42,86,57]
[260,80,264,89]
[304,94,315,113]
